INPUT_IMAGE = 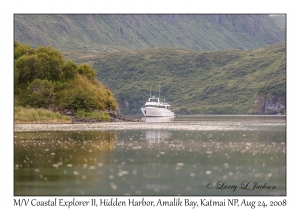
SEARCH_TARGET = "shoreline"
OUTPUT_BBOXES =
[14,108,143,124]
[64,109,143,123]
[14,121,285,132]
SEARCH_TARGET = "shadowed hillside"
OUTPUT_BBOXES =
[14,14,285,52]
[93,43,286,115]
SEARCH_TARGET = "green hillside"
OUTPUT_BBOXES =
[14,14,286,116]
[14,14,285,52]
[93,43,286,115]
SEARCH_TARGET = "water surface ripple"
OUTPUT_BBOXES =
[14,115,286,196]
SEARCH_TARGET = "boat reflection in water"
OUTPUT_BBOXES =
[141,117,174,143]
[145,130,172,143]
[141,116,175,123]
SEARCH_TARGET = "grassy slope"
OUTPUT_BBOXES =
[14,106,72,123]
[14,15,285,52]
[92,43,286,114]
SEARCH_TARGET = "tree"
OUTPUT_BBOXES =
[62,60,78,80]
[36,46,64,81]
[14,41,34,60]
[21,79,56,108]
[15,54,37,86]
[77,63,96,80]
[15,43,65,84]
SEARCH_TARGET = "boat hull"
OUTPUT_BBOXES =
[141,107,175,117]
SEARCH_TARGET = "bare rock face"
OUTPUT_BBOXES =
[60,109,75,116]
[107,109,142,122]
[264,101,285,114]
[248,93,285,115]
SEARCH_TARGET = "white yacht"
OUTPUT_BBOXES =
[141,96,175,117]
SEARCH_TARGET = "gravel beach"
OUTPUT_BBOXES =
[14,120,284,132]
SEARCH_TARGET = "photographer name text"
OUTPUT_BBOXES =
[14,198,287,209]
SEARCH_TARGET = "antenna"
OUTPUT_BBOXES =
[150,83,152,98]
[159,82,160,99]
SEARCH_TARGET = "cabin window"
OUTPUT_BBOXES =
[145,105,155,108]
[149,99,158,102]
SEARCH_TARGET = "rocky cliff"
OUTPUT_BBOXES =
[248,93,285,115]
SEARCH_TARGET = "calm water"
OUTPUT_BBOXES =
[14,115,286,196]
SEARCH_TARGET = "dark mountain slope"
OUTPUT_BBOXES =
[93,43,286,115]
[14,14,285,51]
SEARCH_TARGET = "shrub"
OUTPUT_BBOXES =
[20,79,56,108]
[75,110,110,121]
[63,86,98,111]
[77,63,96,80]
[59,75,117,111]
[62,60,78,80]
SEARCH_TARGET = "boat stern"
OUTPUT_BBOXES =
[141,108,146,116]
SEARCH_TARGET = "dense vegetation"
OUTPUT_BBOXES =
[14,14,285,52]
[14,41,118,122]
[93,43,286,115]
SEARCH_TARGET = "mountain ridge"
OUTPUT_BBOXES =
[14,14,285,52]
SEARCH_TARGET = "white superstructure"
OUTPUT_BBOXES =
[141,96,175,117]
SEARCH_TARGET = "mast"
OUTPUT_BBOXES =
[159,82,160,99]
